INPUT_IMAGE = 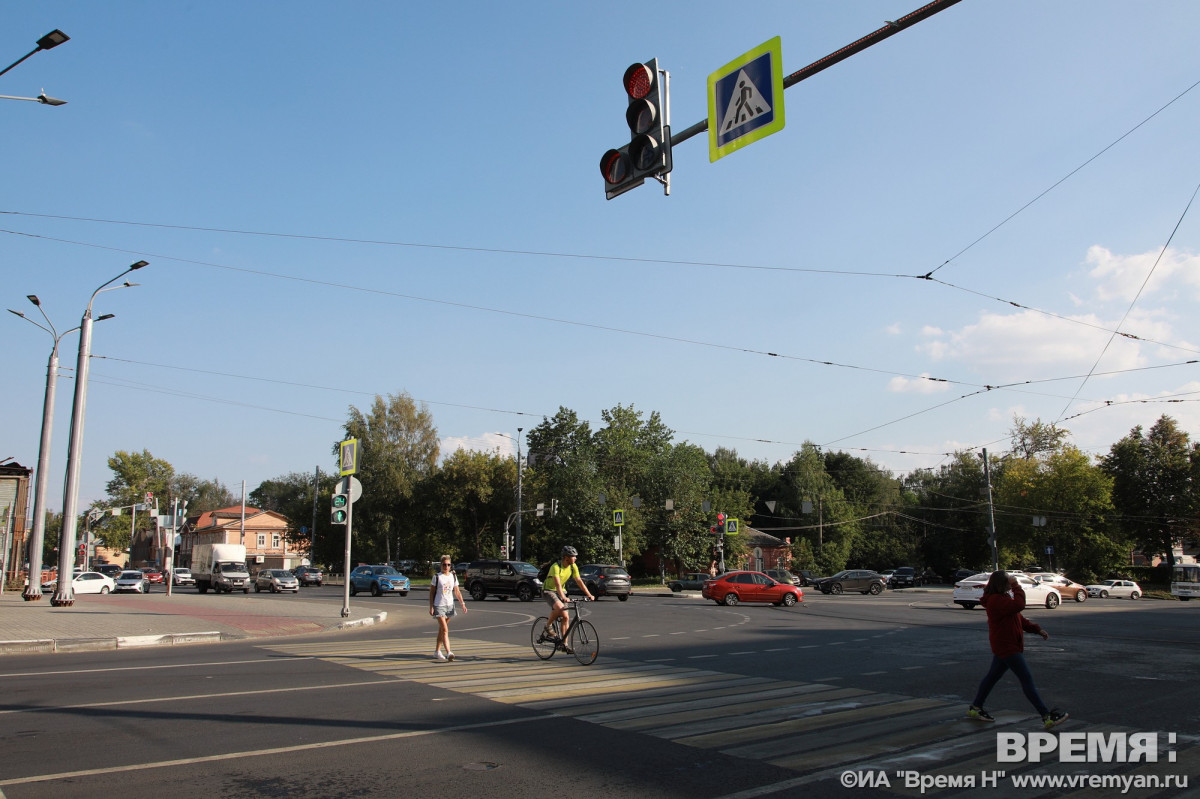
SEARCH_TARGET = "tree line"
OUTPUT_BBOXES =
[67,392,1200,583]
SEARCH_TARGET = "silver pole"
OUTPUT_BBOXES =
[514,428,523,561]
[52,260,146,607]
[340,477,353,618]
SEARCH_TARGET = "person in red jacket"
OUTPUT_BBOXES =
[967,571,1069,729]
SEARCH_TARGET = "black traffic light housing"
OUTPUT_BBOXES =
[600,58,672,200]
[331,492,348,525]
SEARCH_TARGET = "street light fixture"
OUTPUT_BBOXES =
[0,92,67,106]
[51,260,148,607]
[0,29,70,79]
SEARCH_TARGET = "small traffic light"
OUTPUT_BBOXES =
[551,499,559,517]
[601,58,672,200]
[716,512,727,534]
[331,492,348,525]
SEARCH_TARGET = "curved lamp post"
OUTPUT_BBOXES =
[6,297,95,600]
[51,260,147,607]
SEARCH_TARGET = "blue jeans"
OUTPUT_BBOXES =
[973,653,1049,716]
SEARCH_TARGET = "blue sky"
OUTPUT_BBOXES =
[5,1,1200,512]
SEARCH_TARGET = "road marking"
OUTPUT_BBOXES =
[0,656,312,679]
[0,678,397,716]
[0,716,538,787]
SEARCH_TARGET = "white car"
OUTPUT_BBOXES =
[1029,573,1089,603]
[1086,579,1142,599]
[172,568,196,587]
[40,571,116,595]
[114,570,151,593]
[953,571,1062,609]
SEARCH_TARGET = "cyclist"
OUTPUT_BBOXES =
[543,545,594,650]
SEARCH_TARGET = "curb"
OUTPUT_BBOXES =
[0,611,389,656]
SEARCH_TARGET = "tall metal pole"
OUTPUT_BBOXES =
[9,301,78,601]
[982,448,998,571]
[310,465,320,564]
[340,477,353,618]
[51,260,146,607]
[514,428,524,562]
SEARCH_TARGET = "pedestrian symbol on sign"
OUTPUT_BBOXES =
[613,509,625,527]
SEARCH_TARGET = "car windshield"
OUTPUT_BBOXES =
[516,563,538,575]
[175,569,190,574]
[119,571,142,579]
[372,566,399,575]
[271,570,290,577]
[219,563,245,573]
[602,568,630,577]
[829,571,853,579]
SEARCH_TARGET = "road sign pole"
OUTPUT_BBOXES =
[340,485,353,618]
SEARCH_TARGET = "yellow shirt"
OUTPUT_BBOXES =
[546,562,580,594]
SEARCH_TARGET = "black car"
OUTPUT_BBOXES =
[95,563,123,578]
[813,569,886,595]
[793,570,820,587]
[888,566,919,589]
[568,564,632,601]
[291,565,324,586]
[669,572,713,592]
[464,559,542,602]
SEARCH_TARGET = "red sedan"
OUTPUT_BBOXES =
[140,567,165,584]
[702,570,803,607]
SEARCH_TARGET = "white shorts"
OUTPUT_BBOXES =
[433,605,456,618]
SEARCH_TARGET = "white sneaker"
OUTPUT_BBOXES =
[435,651,447,661]
[446,651,455,661]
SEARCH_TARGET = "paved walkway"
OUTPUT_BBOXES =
[0,588,386,655]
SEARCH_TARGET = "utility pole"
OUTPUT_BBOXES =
[514,428,523,562]
[310,465,320,564]
[982,448,998,571]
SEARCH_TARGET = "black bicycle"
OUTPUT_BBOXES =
[531,600,599,665]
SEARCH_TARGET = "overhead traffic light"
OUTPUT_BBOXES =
[715,512,727,535]
[600,58,672,200]
[331,492,348,525]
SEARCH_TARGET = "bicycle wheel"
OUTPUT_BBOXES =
[531,616,556,660]
[569,620,599,665]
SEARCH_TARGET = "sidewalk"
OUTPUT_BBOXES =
[0,588,387,656]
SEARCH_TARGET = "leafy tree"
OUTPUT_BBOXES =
[340,392,439,562]
[250,470,340,566]
[1101,415,1199,567]
[414,448,515,563]
[1009,416,1069,460]
[900,452,992,576]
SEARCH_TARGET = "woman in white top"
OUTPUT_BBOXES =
[429,556,467,660]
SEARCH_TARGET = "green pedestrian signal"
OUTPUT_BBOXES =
[331,492,349,525]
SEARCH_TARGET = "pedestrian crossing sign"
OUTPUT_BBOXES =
[708,36,784,162]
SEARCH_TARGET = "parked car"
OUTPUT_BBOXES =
[878,569,896,585]
[95,563,123,578]
[953,571,1061,609]
[764,568,800,586]
[114,570,151,594]
[669,572,713,592]
[568,564,632,601]
[291,565,324,586]
[1086,579,1142,599]
[888,566,919,589]
[348,565,410,597]
[140,567,165,585]
[1029,573,1087,603]
[391,559,421,576]
[463,559,542,602]
[813,570,887,595]
[953,569,979,581]
[793,570,820,587]
[702,570,803,607]
[40,570,116,595]
[172,568,196,587]
[255,569,300,593]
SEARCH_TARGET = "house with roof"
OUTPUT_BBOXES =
[179,505,300,573]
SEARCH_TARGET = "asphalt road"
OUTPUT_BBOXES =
[1,588,1196,799]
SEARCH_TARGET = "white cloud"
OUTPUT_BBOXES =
[887,373,952,394]
[1085,245,1200,304]
[439,432,515,461]
[886,323,903,335]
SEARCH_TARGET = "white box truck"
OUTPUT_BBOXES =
[192,543,251,593]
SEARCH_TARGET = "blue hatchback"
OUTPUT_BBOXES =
[348,565,410,597]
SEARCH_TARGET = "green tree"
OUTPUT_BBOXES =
[250,470,340,566]
[90,450,177,552]
[1101,415,1199,567]
[340,392,440,562]
[414,448,515,563]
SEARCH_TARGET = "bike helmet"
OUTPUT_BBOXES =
[561,545,578,557]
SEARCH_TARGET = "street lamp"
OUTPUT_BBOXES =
[51,260,147,607]
[0,29,70,80]
[0,29,70,107]
[6,295,90,600]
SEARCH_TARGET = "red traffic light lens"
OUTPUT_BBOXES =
[623,63,654,99]
[600,148,631,185]
[717,512,726,522]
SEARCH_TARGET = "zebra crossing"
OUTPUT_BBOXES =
[263,638,1006,779]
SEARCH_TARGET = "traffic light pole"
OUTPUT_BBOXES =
[668,0,963,149]
[340,486,353,618]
